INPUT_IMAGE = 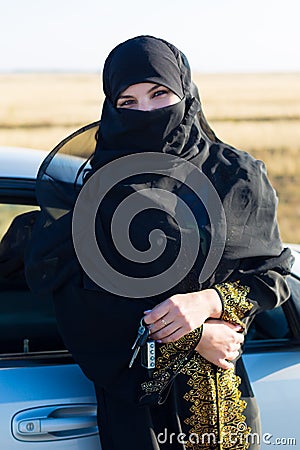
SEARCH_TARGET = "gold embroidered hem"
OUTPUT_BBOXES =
[181,353,251,449]
[141,327,251,449]
[141,327,203,400]
[214,281,253,328]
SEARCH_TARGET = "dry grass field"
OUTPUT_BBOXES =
[0,73,299,243]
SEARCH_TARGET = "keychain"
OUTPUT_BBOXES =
[129,318,156,372]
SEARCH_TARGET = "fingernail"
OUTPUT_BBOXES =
[144,310,152,314]
[156,340,162,343]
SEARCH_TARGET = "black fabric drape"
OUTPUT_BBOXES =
[24,35,293,450]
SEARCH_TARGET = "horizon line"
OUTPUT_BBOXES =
[1,69,300,75]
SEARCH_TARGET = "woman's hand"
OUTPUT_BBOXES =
[143,289,222,343]
[196,319,244,370]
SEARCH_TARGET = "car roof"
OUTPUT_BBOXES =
[0,146,88,183]
[0,146,50,179]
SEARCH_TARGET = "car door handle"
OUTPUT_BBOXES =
[18,415,97,434]
[12,404,98,442]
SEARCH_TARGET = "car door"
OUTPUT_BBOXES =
[0,177,101,449]
[243,260,300,449]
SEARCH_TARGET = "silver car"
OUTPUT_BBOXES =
[0,147,299,449]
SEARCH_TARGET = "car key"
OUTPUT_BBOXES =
[129,319,150,368]
[131,318,146,350]
[129,326,149,368]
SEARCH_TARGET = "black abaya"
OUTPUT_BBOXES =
[25,36,293,450]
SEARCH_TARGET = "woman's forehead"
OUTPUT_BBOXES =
[119,82,164,96]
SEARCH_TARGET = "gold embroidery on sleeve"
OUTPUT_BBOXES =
[141,327,202,396]
[214,281,253,328]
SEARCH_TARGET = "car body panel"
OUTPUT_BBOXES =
[243,251,300,448]
[0,147,101,448]
[244,350,300,447]
[0,361,100,448]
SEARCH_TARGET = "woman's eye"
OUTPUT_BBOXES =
[153,89,169,98]
[123,100,134,106]
[117,99,135,107]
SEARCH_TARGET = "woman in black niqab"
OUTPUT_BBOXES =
[25,36,293,450]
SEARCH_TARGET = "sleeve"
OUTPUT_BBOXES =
[212,156,293,328]
[213,268,291,328]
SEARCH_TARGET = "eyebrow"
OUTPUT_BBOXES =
[117,84,166,100]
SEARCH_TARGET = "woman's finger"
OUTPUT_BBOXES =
[236,333,245,344]
[226,350,240,361]
[217,359,234,370]
[207,319,243,333]
[223,322,243,332]
[150,322,180,341]
[143,301,170,325]
[147,315,172,334]
[155,327,186,344]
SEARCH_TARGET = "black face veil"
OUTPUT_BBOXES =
[25,35,292,300]
[94,35,201,157]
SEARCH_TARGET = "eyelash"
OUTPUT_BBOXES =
[117,88,170,107]
[153,89,169,98]
[119,99,135,107]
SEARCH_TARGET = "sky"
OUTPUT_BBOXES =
[1,0,300,73]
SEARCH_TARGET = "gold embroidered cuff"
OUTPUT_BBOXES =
[214,281,253,328]
[140,326,203,405]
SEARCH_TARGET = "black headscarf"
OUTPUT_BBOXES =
[25,35,292,300]
[94,36,200,156]
[102,36,184,104]
[92,36,215,160]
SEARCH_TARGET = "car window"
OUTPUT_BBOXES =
[247,306,290,341]
[246,273,300,345]
[0,204,39,240]
[0,202,64,355]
